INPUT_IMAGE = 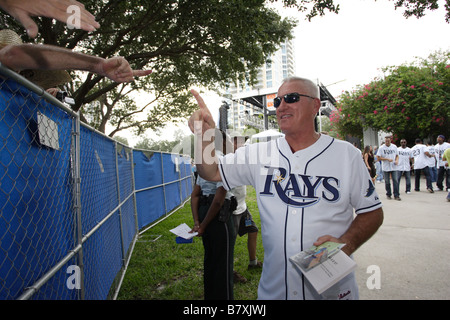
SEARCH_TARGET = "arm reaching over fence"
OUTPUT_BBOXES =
[0,42,151,83]
[96,56,152,83]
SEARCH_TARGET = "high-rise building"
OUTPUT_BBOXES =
[225,39,296,131]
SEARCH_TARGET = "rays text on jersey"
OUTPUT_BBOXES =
[260,166,340,207]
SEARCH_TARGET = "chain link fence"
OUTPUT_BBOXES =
[0,64,193,300]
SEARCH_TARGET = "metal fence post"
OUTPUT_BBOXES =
[160,152,167,215]
[130,150,139,234]
[72,112,85,300]
[114,141,126,267]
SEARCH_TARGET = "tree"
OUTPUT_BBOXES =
[331,50,450,144]
[1,0,299,137]
[391,0,450,22]
[134,128,194,155]
[272,0,450,22]
[1,0,447,137]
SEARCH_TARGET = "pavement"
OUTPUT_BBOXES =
[354,176,450,300]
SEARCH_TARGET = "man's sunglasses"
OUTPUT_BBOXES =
[273,92,316,108]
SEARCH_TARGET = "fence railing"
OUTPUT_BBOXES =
[0,64,193,300]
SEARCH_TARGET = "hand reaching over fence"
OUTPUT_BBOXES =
[0,38,151,83]
[0,0,100,38]
[97,56,152,83]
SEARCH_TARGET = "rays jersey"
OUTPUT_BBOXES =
[218,134,382,300]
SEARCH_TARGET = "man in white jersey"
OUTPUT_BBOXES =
[188,77,383,300]
[425,141,437,184]
[377,136,400,200]
[395,139,412,194]
[411,138,433,192]
[435,135,450,191]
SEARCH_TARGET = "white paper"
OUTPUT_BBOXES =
[170,223,197,239]
[290,250,356,294]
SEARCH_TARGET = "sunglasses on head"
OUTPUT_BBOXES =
[273,92,316,108]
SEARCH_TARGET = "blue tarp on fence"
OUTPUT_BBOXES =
[0,73,193,300]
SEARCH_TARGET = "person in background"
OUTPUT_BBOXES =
[442,148,450,201]
[190,130,236,300]
[411,138,433,193]
[396,139,412,194]
[229,134,262,284]
[377,136,400,200]
[363,145,376,184]
[374,145,384,183]
[435,135,450,192]
[426,140,437,185]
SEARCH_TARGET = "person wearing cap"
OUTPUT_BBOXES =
[0,29,151,84]
[435,135,450,192]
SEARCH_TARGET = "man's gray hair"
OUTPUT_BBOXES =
[282,76,319,99]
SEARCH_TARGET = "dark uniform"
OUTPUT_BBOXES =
[192,176,236,300]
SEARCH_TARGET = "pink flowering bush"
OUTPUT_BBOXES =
[332,50,449,142]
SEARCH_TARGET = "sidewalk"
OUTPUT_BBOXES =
[354,177,450,300]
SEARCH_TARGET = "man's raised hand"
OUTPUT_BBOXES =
[188,89,216,135]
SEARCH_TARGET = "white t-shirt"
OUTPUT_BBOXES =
[378,143,398,172]
[411,144,429,169]
[435,142,450,168]
[218,134,382,300]
[230,185,247,215]
[425,145,436,168]
[396,147,412,171]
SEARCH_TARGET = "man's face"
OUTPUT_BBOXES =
[400,140,407,148]
[275,81,319,135]
[437,136,444,144]
[385,137,391,146]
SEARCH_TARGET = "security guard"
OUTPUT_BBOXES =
[190,130,236,300]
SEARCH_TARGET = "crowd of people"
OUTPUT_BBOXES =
[365,135,450,202]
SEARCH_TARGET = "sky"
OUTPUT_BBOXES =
[291,0,450,98]
[125,0,450,145]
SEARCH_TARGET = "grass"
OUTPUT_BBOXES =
[117,186,264,300]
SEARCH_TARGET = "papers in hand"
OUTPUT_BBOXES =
[291,241,346,272]
[170,223,197,239]
[289,242,356,294]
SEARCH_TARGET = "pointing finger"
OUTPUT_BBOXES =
[190,89,215,128]
[190,89,207,110]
